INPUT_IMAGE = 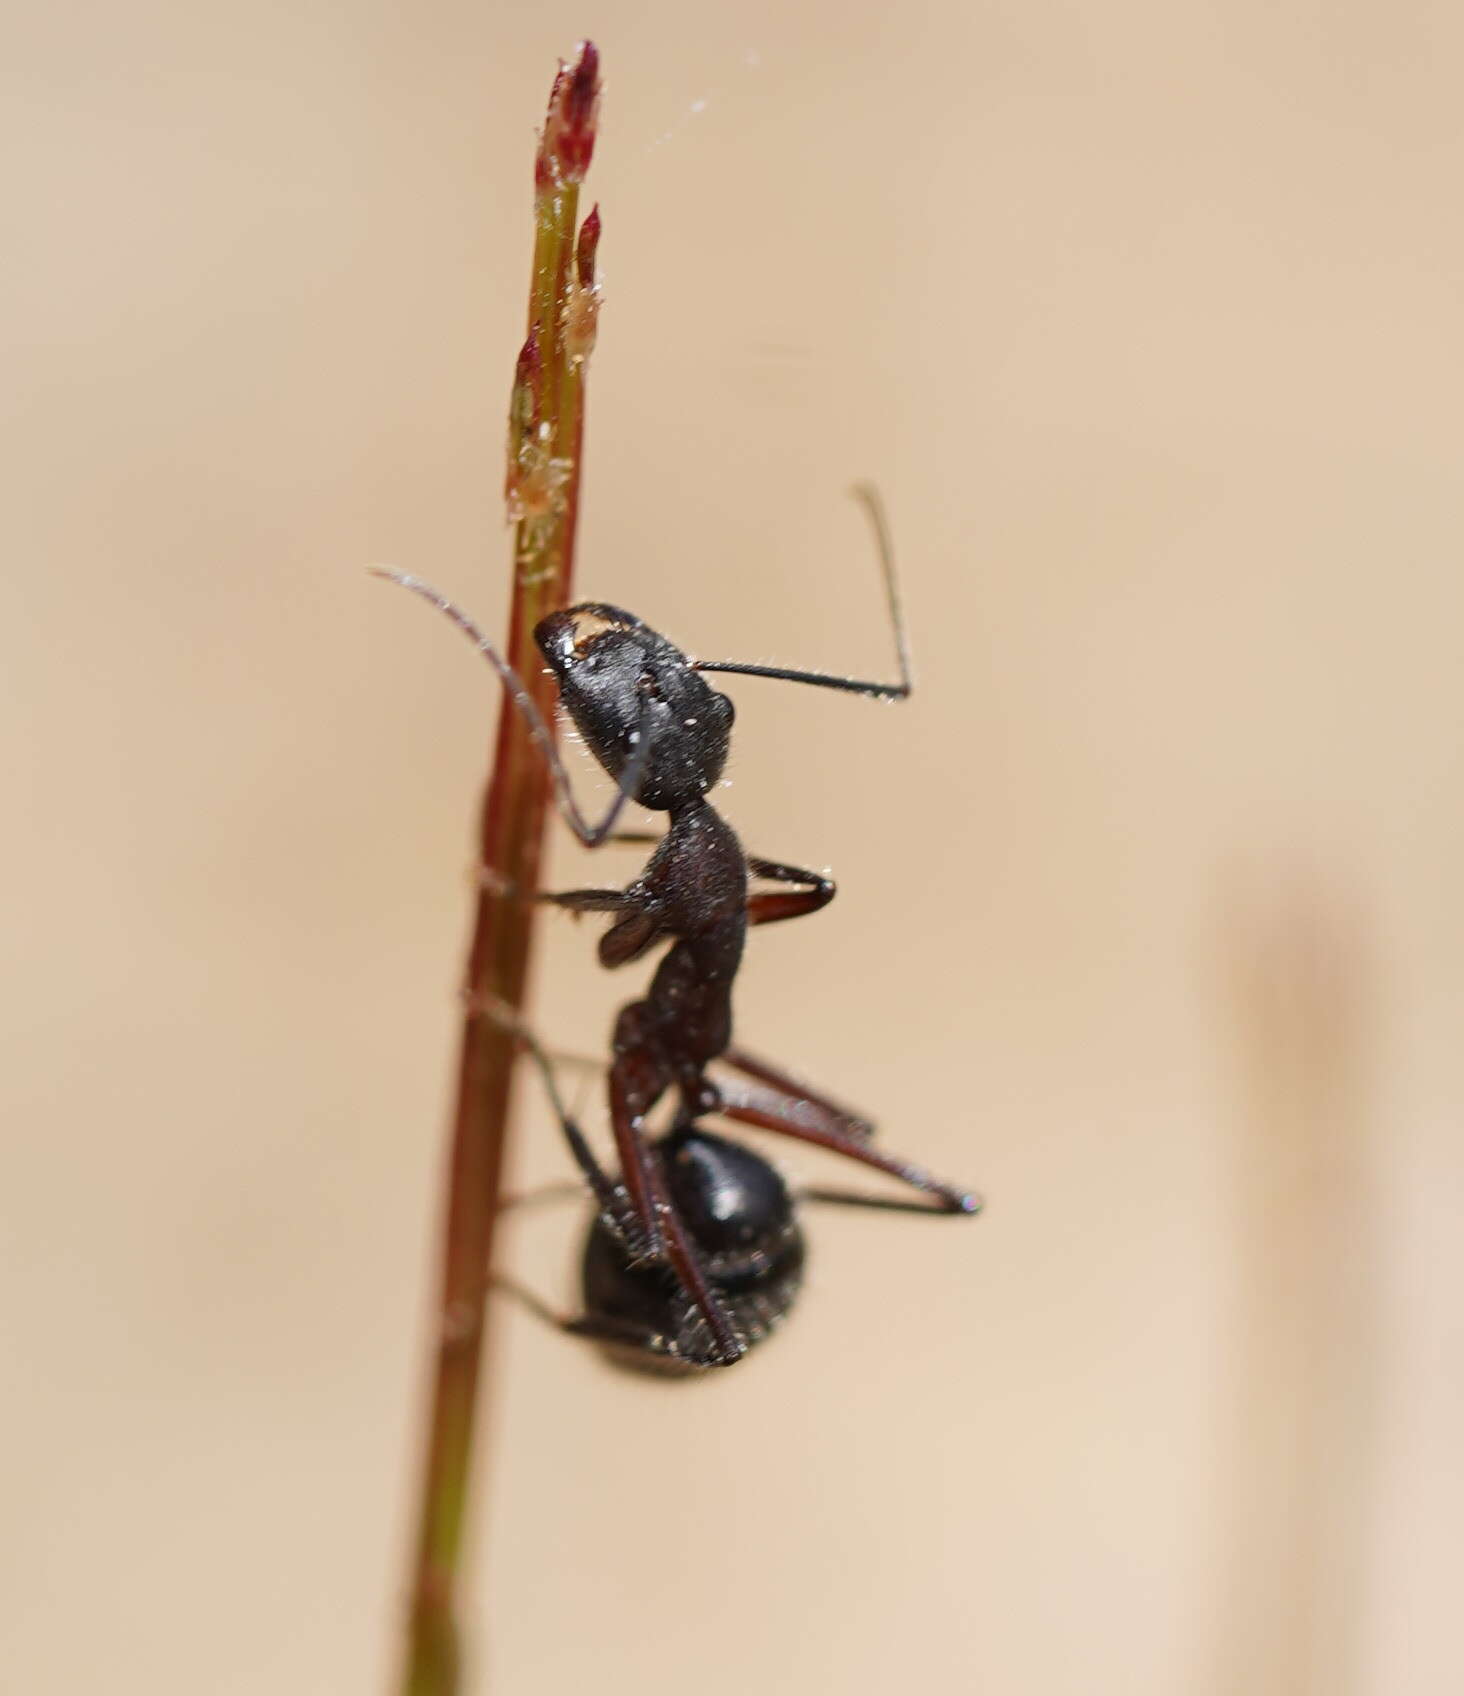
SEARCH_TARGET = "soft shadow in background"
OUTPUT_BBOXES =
[1209,879,1381,1696]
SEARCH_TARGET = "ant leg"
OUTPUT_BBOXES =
[647,1155,747,1367]
[796,1187,977,1216]
[583,1046,745,1363]
[539,889,637,914]
[539,888,666,966]
[497,1180,590,1213]
[713,1078,982,1215]
[483,1000,644,1250]
[372,569,655,846]
[745,857,836,927]
[564,1311,717,1367]
[604,1049,744,1362]
[490,1272,698,1367]
[719,1046,874,1138]
[597,910,666,967]
[607,1055,669,1261]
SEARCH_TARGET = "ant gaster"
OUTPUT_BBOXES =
[580,1126,805,1368]
[376,488,980,1369]
[500,1053,810,1374]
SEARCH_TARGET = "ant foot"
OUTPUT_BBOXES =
[475,864,518,898]
[461,989,520,1029]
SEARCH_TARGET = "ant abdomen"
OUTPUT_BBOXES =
[579,1127,806,1373]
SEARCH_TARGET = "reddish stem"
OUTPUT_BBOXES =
[398,42,602,1696]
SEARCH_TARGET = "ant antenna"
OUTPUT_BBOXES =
[692,483,914,701]
[371,569,655,848]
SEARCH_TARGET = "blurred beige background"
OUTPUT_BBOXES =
[4,3,1462,1692]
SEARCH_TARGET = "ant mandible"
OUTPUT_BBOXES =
[376,487,981,1369]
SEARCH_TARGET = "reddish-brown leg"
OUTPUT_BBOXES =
[745,856,836,927]
[607,1059,667,1262]
[719,1045,875,1139]
[646,1155,746,1367]
[713,1077,981,1215]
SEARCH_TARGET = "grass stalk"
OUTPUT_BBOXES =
[398,42,603,1696]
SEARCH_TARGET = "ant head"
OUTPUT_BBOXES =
[535,603,734,811]
[661,1127,795,1259]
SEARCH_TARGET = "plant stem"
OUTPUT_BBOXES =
[399,43,602,1696]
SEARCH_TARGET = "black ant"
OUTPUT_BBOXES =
[376,487,980,1369]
